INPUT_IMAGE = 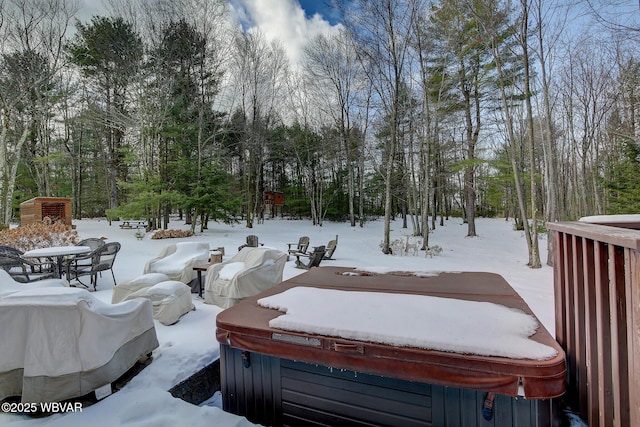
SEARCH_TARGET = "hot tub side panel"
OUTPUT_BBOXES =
[220,345,557,427]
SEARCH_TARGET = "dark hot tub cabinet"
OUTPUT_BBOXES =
[216,267,566,426]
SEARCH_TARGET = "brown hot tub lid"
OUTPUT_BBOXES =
[216,267,566,399]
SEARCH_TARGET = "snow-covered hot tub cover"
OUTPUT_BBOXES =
[216,266,566,399]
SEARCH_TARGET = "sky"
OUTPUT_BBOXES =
[229,0,340,64]
[0,215,564,426]
[78,0,341,65]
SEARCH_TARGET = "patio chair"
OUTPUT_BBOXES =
[66,242,121,290]
[323,236,338,260]
[0,269,68,297]
[112,272,170,304]
[204,247,287,308]
[0,245,23,256]
[77,238,106,251]
[238,235,262,252]
[0,253,56,283]
[71,238,107,270]
[144,242,210,285]
[123,280,195,326]
[294,246,326,270]
[286,236,309,260]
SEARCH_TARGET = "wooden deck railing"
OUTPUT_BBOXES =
[547,221,640,427]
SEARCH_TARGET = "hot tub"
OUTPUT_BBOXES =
[216,267,566,426]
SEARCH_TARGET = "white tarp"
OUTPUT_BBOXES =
[144,242,210,284]
[0,287,158,403]
[125,280,195,325]
[204,247,287,308]
[112,272,170,303]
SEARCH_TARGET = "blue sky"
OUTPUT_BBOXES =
[229,0,341,64]
[77,0,341,64]
[298,0,342,25]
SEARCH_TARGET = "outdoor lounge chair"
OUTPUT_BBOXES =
[204,247,287,309]
[238,235,262,252]
[144,242,210,286]
[112,273,170,304]
[323,236,338,260]
[294,245,326,270]
[287,236,309,260]
[123,280,195,326]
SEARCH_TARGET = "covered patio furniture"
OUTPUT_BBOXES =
[0,270,68,297]
[0,252,56,283]
[112,272,170,304]
[123,280,194,326]
[66,242,121,290]
[204,247,287,309]
[144,242,209,286]
[286,236,309,260]
[0,287,158,404]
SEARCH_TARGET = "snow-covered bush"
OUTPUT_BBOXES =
[0,217,78,252]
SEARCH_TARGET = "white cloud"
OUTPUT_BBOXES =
[229,0,341,65]
[77,0,109,23]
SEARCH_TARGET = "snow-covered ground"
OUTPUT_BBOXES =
[0,216,556,426]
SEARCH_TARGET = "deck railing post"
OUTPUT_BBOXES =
[548,221,640,427]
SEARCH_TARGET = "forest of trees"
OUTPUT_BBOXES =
[1,0,639,268]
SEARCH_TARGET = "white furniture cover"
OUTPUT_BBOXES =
[143,242,210,284]
[112,272,170,304]
[204,247,287,309]
[0,269,69,297]
[0,287,158,403]
[124,280,194,326]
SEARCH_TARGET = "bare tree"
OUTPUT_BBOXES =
[532,0,568,265]
[231,30,289,228]
[343,0,420,254]
[0,0,78,227]
[560,40,616,217]
[520,0,542,268]
[304,29,364,227]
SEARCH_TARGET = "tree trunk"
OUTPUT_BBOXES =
[521,0,541,268]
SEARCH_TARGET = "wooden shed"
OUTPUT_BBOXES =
[264,191,285,206]
[20,197,72,226]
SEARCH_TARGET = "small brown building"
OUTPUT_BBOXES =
[264,191,285,206]
[20,197,72,226]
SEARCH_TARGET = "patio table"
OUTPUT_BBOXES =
[23,245,91,278]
